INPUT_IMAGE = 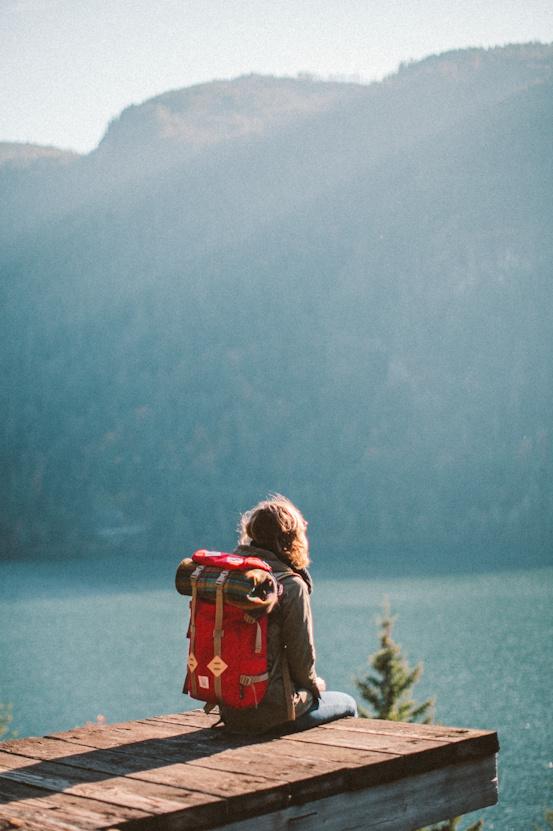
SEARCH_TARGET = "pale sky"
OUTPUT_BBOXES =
[2,0,552,153]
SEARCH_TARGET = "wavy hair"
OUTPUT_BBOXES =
[238,493,309,569]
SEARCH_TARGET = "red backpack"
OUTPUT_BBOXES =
[176,550,279,709]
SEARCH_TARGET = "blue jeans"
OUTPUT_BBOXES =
[278,690,358,734]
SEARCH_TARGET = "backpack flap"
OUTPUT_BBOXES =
[192,549,272,572]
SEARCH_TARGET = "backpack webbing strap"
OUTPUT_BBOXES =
[239,671,269,709]
[243,614,263,654]
[213,569,229,702]
[188,565,203,698]
[239,672,269,685]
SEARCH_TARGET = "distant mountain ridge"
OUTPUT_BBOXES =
[95,74,364,159]
[4,43,551,169]
[0,142,79,168]
[1,43,552,571]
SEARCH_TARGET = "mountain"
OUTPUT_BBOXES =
[1,43,552,573]
[0,142,79,168]
[96,74,363,160]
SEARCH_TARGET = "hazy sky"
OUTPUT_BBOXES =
[2,0,552,153]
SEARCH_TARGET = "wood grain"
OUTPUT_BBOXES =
[0,711,499,831]
[0,750,221,815]
[0,777,150,831]
[321,718,499,754]
[203,755,498,831]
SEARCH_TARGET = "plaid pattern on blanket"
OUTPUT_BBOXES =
[175,558,277,613]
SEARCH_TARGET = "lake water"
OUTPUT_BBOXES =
[1,560,552,830]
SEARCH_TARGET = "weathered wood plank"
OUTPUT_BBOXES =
[320,718,499,754]
[5,733,378,781]
[0,740,285,800]
[45,727,395,772]
[0,777,150,831]
[288,727,445,754]
[321,717,488,740]
[46,721,207,750]
[44,727,401,786]
[16,731,400,786]
[245,736,393,766]
[59,723,407,792]
[0,815,72,831]
[0,733,401,807]
[143,712,220,730]
[187,755,498,831]
[144,710,498,749]
[285,726,453,771]
[0,747,295,826]
[0,740,294,811]
[285,724,495,776]
[146,711,489,744]
[143,712,499,764]
[189,749,351,804]
[199,740,404,794]
[0,751,222,817]
[2,735,238,776]
[0,737,190,764]
[140,711,498,781]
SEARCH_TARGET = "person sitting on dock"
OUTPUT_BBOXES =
[220,494,357,734]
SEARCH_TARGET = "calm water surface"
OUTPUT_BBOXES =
[1,562,551,829]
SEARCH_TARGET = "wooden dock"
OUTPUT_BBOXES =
[0,710,499,831]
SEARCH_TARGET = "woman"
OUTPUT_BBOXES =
[220,493,357,734]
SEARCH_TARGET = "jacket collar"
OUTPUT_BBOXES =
[234,543,294,575]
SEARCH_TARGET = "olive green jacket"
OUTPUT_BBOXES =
[220,544,321,734]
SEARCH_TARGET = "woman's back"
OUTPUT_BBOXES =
[178,493,357,734]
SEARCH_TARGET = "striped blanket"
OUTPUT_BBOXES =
[175,558,278,613]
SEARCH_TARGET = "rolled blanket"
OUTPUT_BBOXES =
[175,558,278,613]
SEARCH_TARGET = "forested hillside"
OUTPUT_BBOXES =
[1,43,552,572]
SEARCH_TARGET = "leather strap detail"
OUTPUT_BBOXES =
[239,672,269,686]
[254,621,262,654]
[243,613,263,654]
[187,565,203,697]
[213,570,229,702]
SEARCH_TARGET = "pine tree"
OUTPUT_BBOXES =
[355,600,433,722]
[356,602,483,831]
